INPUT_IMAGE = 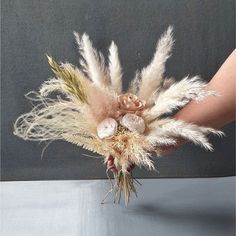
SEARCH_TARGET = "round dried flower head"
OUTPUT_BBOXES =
[97,118,118,139]
[118,93,146,115]
[121,113,146,134]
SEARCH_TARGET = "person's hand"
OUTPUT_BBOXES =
[105,155,117,173]
[105,155,135,173]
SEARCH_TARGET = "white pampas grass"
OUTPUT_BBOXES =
[148,119,224,151]
[162,77,175,90]
[13,92,88,142]
[128,71,141,94]
[138,26,174,101]
[144,76,218,122]
[74,32,108,87]
[39,78,65,97]
[147,134,177,147]
[108,41,122,93]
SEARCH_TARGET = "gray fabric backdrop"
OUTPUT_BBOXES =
[1,0,235,180]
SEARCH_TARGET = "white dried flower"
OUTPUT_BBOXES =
[97,117,118,139]
[121,114,145,134]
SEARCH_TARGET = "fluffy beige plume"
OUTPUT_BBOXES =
[148,119,224,151]
[74,32,108,87]
[85,84,119,124]
[162,77,175,90]
[39,78,65,97]
[13,92,88,142]
[64,129,155,171]
[146,134,177,147]
[111,130,155,171]
[138,26,174,101]
[63,134,107,156]
[144,76,218,122]
[108,41,122,94]
[128,71,141,94]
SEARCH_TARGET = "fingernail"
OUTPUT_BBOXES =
[107,160,113,166]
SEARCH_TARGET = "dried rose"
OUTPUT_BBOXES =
[97,118,118,139]
[117,93,146,115]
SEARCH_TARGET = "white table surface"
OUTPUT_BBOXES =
[1,177,235,236]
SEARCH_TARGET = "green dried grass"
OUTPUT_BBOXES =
[47,55,88,103]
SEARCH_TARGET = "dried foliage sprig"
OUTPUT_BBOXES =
[47,55,88,103]
[14,26,224,205]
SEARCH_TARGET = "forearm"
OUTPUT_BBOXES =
[174,50,236,129]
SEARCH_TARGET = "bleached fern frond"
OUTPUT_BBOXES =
[144,76,218,122]
[74,32,108,87]
[108,41,122,94]
[138,26,174,101]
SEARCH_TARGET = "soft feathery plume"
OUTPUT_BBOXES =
[74,32,108,87]
[112,131,155,170]
[146,77,176,106]
[13,92,87,142]
[108,41,122,94]
[39,78,65,97]
[85,85,119,124]
[161,77,175,90]
[63,133,107,156]
[147,134,177,147]
[144,76,218,122]
[148,119,223,151]
[138,26,174,101]
[128,71,141,94]
[198,127,225,137]
[124,149,154,171]
[74,32,93,79]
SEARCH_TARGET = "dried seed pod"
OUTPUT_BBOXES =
[97,117,118,139]
[121,114,145,134]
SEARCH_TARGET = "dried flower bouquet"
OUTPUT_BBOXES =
[14,26,223,205]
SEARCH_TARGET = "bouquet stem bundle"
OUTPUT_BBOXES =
[102,169,138,206]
